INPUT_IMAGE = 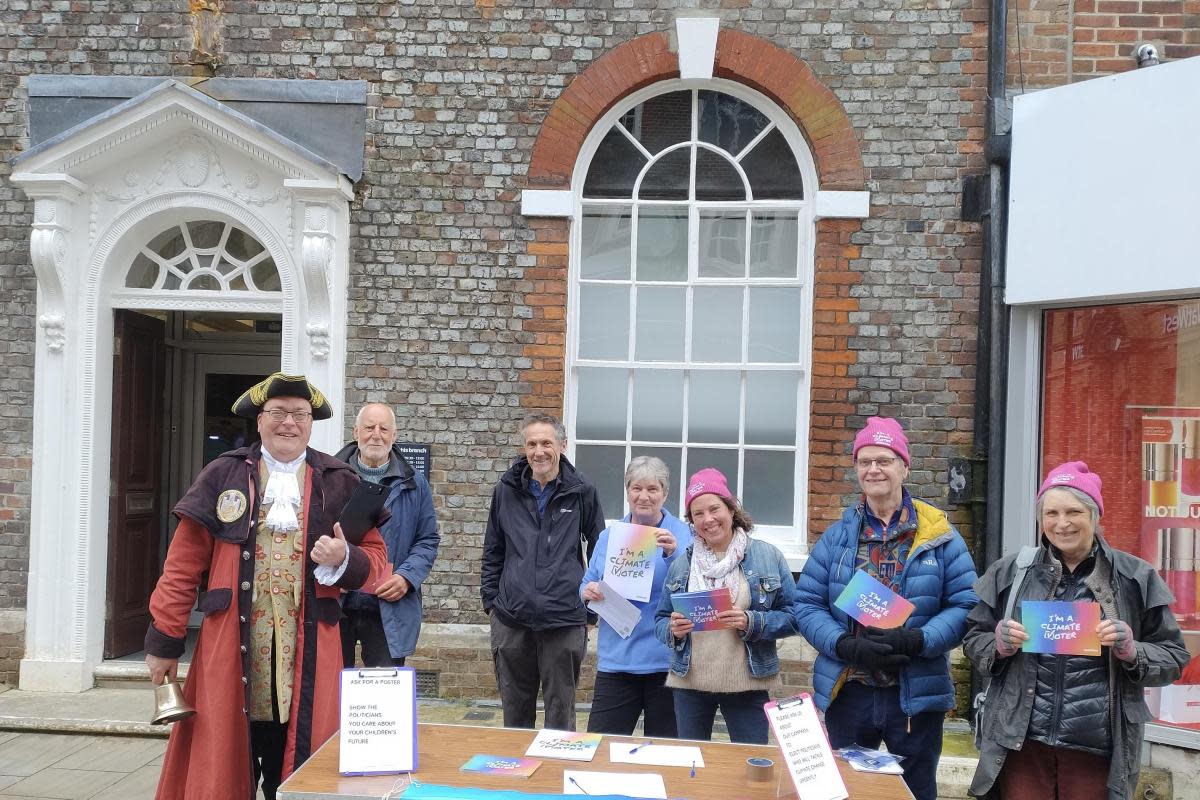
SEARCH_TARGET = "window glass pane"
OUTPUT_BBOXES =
[635,286,685,362]
[189,274,221,291]
[573,445,627,521]
[695,149,746,201]
[250,259,281,291]
[187,221,224,249]
[743,450,795,525]
[579,284,630,360]
[638,148,691,200]
[581,205,632,280]
[691,287,743,363]
[630,446,683,517]
[632,370,684,442]
[688,370,740,444]
[748,288,801,362]
[576,367,627,441]
[698,210,746,278]
[226,226,263,261]
[621,90,691,155]
[636,207,688,282]
[746,372,798,446]
[584,127,648,199]
[741,129,804,200]
[127,252,160,289]
[685,448,739,499]
[698,90,770,156]
[749,210,799,279]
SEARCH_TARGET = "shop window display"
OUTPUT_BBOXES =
[1042,299,1200,731]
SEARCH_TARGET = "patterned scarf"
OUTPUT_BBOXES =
[688,527,750,605]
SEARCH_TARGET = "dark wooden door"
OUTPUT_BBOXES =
[105,310,166,658]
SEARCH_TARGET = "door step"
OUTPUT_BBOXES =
[93,660,190,691]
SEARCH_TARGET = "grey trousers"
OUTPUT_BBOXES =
[489,613,587,730]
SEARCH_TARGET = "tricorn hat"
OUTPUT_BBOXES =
[231,372,332,421]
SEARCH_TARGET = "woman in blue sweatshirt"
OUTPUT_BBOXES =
[580,456,692,736]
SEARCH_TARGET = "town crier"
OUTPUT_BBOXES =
[145,373,388,800]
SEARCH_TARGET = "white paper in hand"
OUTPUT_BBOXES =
[587,580,641,639]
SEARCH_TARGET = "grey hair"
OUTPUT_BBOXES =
[521,413,566,445]
[1036,485,1101,526]
[624,456,670,493]
[355,402,396,429]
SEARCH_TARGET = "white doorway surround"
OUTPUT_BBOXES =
[10,80,354,691]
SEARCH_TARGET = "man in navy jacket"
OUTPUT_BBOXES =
[337,403,440,667]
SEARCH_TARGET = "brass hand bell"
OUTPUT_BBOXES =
[152,677,196,725]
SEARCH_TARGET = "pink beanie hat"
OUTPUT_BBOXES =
[1037,461,1104,517]
[852,416,911,466]
[685,467,734,512]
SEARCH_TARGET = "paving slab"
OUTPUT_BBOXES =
[0,734,95,777]
[1,767,123,800]
[52,738,165,773]
[87,765,161,800]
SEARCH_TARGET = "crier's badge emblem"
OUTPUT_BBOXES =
[216,490,248,523]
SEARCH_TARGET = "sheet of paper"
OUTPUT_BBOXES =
[339,667,418,775]
[833,570,915,629]
[602,522,660,602]
[524,729,603,762]
[588,580,641,639]
[670,587,733,631]
[1021,600,1102,656]
[563,770,667,799]
[609,742,704,768]
[764,694,848,800]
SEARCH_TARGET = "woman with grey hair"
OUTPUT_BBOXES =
[964,461,1188,799]
[580,456,692,735]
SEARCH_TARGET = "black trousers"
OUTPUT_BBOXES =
[489,614,586,730]
[251,720,288,800]
[341,608,406,668]
[586,671,677,737]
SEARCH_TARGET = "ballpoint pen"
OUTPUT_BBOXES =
[690,760,696,778]
[628,740,654,754]
[569,777,591,794]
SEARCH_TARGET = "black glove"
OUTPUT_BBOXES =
[863,626,924,658]
[835,634,911,670]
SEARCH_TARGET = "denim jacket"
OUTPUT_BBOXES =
[654,537,800,679]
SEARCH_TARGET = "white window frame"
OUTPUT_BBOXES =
[565,78,819,564]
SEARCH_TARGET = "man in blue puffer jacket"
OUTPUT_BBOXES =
[796,417,977,800]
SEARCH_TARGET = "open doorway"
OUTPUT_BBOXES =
[104,310,280,660]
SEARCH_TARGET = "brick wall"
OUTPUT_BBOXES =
[0,1,990,686]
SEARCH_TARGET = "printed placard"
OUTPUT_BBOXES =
[1021,600,1102,656]
[524,729,603,762]
[602,523,660,602]
[460,755,542,778]
[671,587,733,631]
[339,667,418,775]
[764,694,848,800]
[833,570,915,629]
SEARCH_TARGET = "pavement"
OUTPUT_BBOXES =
[0,685,977,799]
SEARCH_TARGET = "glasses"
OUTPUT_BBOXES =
[856,456,898,470]
[262,409,313,423]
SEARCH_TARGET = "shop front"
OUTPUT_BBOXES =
[1002,55,1200,778]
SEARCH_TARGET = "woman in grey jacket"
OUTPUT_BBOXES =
[964,462,1188,799]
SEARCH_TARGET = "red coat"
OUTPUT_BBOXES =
[148,447,388,800]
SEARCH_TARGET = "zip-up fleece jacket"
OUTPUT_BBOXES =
[795,499,979,715]
[480,456,605,631]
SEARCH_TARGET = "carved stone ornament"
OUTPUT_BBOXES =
[306,322,330,359]
[174,137,211,187]
[38,314,66,352]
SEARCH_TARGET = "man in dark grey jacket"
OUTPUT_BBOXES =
[480,414,605,730]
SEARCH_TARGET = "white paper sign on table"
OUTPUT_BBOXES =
[587,580,641,639]
[609,742,705,768]
[563,770,667,799]
[763,693,848,800]
[602,522,659,602]
[339,667,418,775]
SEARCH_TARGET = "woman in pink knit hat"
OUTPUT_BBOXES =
[965,461,1188,800]
[653,467,800,744]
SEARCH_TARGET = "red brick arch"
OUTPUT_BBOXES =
[527,29,865,190]
[521,29,866,542]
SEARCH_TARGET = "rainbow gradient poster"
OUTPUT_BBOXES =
[1021,600,1102,656]
[671,587,734,631]
[460,755,542,778]
[603,522,660,602]
[833,570,915,629]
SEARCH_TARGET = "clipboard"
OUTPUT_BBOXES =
[339,481,387,544]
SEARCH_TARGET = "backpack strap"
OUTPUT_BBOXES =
[1002,545,1039,622]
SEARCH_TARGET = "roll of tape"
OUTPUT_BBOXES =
[746,756,774,782]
